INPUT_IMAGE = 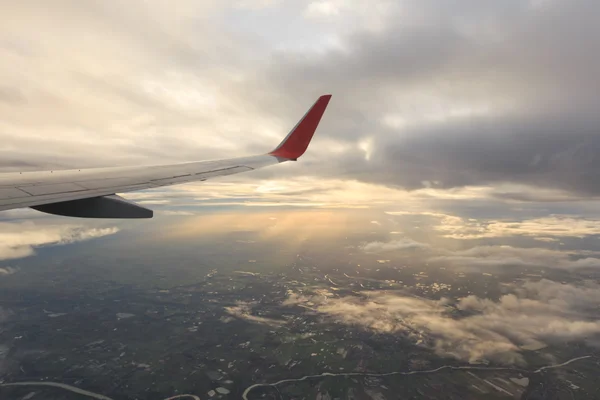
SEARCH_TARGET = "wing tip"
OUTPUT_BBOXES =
[268,94,332,160]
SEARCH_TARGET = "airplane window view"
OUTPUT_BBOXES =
[1,1,600,399]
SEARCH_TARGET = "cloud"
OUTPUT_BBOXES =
[361,238,429,253]
[387,211,600,240]
[473,216,600,239]
[136,200,171,205]
[157,210,196,216]
[120,178,443,212]
[259,0,600,196]
[305,1,343,18]
[234,0,280,9]
[0,307,11,323]
[283,279,600,365]
[224,301,285,327]
[0,222,120,261]
[0,0,598,203]
[0,1,265,170]
[0,267,18,276]
[430,245,600,271]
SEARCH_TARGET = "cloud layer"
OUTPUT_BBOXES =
[2,0,600,199]
[429,245,600,270]
[361,238,429,253]
[284,279,600,365]
[225,301,285,327]
[0,222,119,262]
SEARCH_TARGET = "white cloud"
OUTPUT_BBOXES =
[429,245,600,270]
[283,279,600,365]
[0,0,599,229]
[157,210,196,216]
[224,301,285,327]
[479,216,600,239]
[234,0,280,9]
[0,222,120,261]
[0,267,17,276]
[361,238,429,253]
[387,211,600,240]
[136,200,171,205]
[133,178,433,210]
[0,0,598,206]
[305,1,342,18]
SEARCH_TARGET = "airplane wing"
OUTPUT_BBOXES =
[0,94,332,218]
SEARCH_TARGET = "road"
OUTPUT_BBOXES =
[242,356,593,400]
[0,381,200,400]
[0,356,592,400]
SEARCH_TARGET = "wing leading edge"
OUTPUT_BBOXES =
[0,94,332,218]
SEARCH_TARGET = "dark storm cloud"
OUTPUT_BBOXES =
[349,113,600,194]
[244,0,600,195]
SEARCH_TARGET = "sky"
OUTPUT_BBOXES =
[1,0,600,195]
[1,0,600,368]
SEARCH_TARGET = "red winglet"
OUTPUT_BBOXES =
[269,94,332,160]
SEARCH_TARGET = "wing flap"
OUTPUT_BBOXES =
[77,177,144,190]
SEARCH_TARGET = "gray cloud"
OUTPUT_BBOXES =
[353,115,600,195]
[252,0,600,195]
